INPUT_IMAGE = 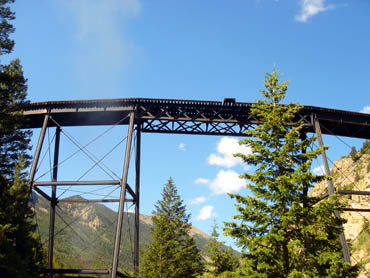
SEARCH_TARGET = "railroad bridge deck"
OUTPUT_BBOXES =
[22,97,370,139]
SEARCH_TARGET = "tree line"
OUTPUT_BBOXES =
[0,0,363,277]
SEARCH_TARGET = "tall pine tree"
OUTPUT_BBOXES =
[0,0,32,179]
[224,69,359,278]
[140,178,204,278]
[0,0,45,277]
[0,58,32,179]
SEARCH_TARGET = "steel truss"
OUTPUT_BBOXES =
[24,98,370,278]
[23,98,370,139]
[28,113,139,278]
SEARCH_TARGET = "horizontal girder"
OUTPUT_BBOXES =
[22,98,370,139]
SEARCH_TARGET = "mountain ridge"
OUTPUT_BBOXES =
[33,194,225,272]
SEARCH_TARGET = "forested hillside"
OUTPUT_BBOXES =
[33,195,223,272]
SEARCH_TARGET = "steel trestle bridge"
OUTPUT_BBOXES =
[22,98,370,278]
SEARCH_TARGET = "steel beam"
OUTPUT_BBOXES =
[319,192,329,201]
[343,208,370,212]
[28,114,49,189]
[134,124,141,273]
[338,190,370,196]
[33,186,52,201]
[111,112,135,278]
[58,198,133,203]
[48,127,60,269]
[39,269,110,274]
[39,268,130,278]
[125,184,137,201]
[34,180,121,186]
[314,117,351,264]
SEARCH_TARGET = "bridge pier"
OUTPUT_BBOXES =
[48,126,60,269]
[134,124,141,273]
[314,117,351,264]
[111,111,135,278]
[27,110,140,278]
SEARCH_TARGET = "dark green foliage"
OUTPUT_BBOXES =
[359,140,370,172]
[0,160,46,277]
[0,0,15,56]
[360,140,370,155]
[0,1,45,276]
[204,222,239,276]
[0,0,32,180]
[224,69,359,277]
[0,59,32,179]
[350,147,358,162]
[140,178,204,278]
[0,0,31,180]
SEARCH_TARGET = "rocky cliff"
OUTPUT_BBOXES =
[310,142,370,277]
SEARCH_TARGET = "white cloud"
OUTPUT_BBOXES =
[196,205,216,220]
[313,165,324,175]
[60,0,140,62]
[208,137,252,168]
[56,0,141,95]
[295,0,338,23]
[360,106,370,114]
[179,143,186,151]
[195,178,210,185]
[209,169,245,195]
[190,196,207,205]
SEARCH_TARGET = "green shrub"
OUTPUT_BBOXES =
[350,146,359,161]
[357,220,370,248]
[354,173,363,183]
[360,140,370,155]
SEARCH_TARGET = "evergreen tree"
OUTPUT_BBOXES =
[0,0,15,56]
[0,160,45,277]
[359,140,370,155]
[0,58,32,179]
[204,221,239,276]
[349,146,358,162]
[0,0,31,179]
[140,178,204,278]
[0,0,45,276]
[224,69,359,278]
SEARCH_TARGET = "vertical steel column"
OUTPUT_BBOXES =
[134,124,141,273]
[111,112,135,278]
[314,117,351,264]
[48,127,61,269]
[28,114,49,189]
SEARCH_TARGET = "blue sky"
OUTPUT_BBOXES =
[8,0,370,247]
